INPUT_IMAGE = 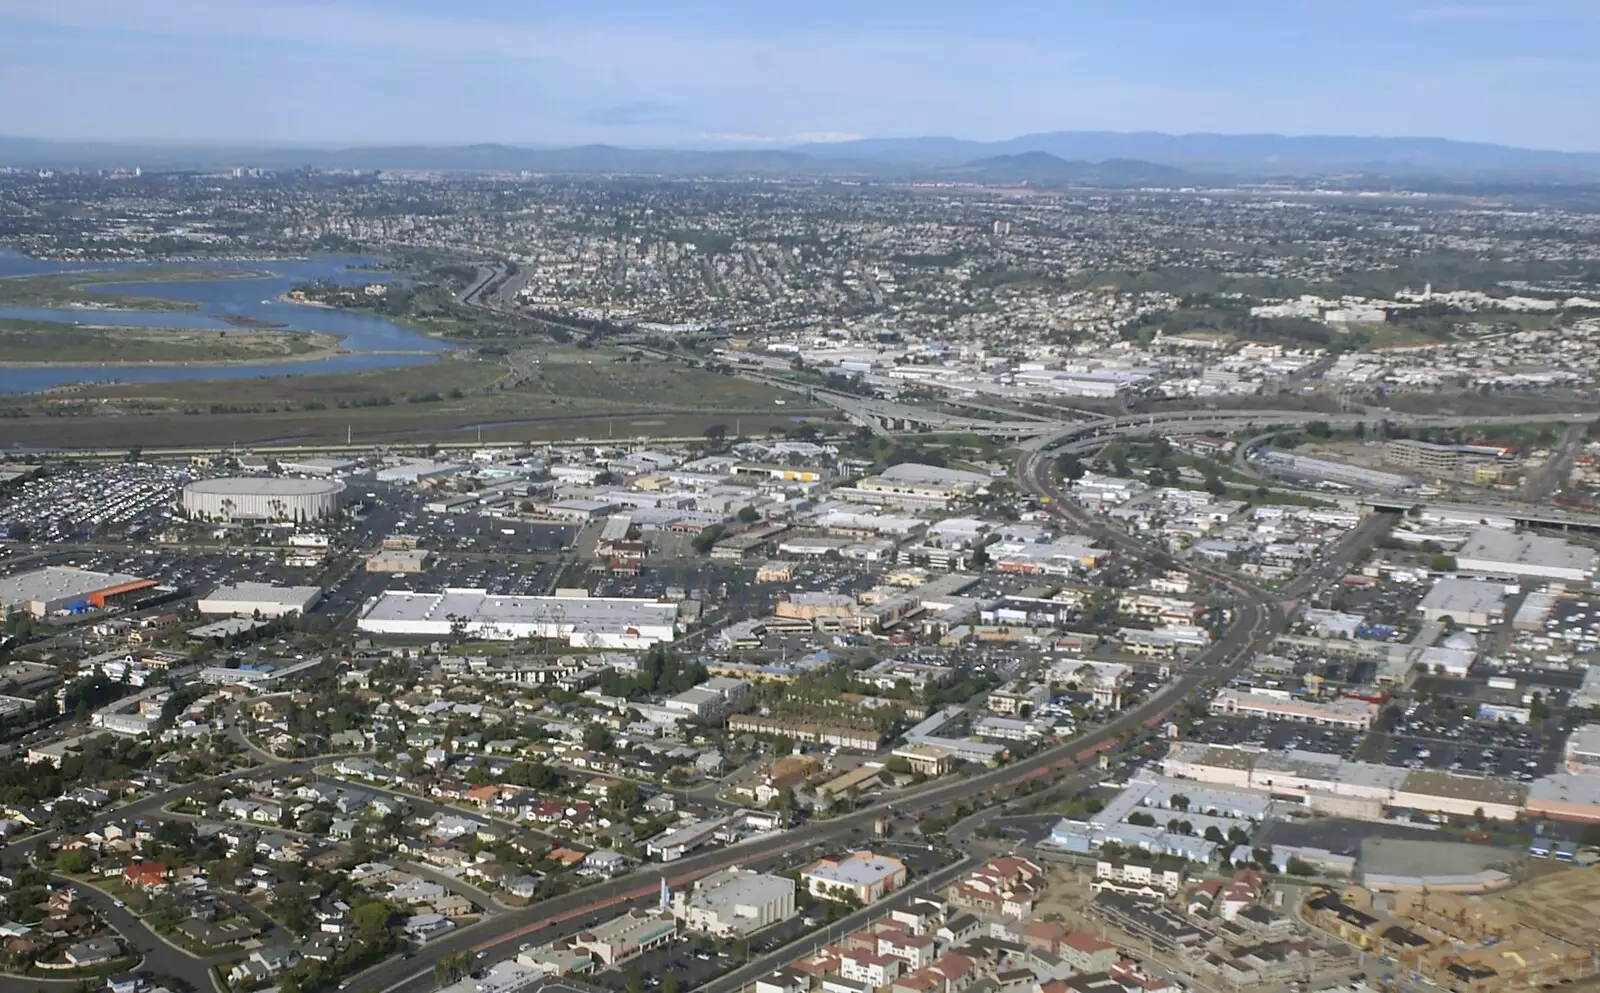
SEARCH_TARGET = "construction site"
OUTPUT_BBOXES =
[1301,873,1600,993]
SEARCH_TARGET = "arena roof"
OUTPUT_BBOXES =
[184,476,345,496]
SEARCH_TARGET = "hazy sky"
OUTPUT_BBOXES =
[4,0,1599,150]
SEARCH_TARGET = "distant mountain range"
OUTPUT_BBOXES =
[937,152,1191,186]
[2,130,1597,181]
[797,131,1600,178]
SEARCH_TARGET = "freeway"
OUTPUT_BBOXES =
[1022,408,1598,456]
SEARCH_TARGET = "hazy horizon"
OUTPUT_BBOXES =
[3,1,1600,153]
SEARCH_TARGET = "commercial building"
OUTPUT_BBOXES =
[901,706,1010,765]
[889,744,955,777]
[1118,626,1212,658]
[846,463,992,509]
[671,868,796,937]
[571,910,677,966]
[726,715,882,751]
[663,676,750,721]
[1455,527,1596,583]
[1383,440,1464,476]
[1210,689,1378,731]
[357,589,678,649]
[197,582,323,619]
[1259,451,1415,492]
[645,818,733,862]
[0,566,155,618]
[801,851,907,904]
[1384,440,1513,481]
[1565,725,1600,774]
[1162,742,1526,822]
[365,549,434,574]
[1525,773,1600,823]
[181,476,347,522]
[1416,578,1506,628]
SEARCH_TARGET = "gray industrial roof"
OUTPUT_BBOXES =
[202,582,323,605]
[0,566,149,607]
[362,589,677,630]
[1458,527,1595,574]
[873,462,992,487]
[1418,578,1505,617]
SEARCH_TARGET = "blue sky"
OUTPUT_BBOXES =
[3,0,1598,150]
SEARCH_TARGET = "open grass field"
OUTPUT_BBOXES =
[0,320,340,364]
[0,348,830,449]
[1343,323,1447,350]
[508,350,792,412]
[63,353,508,406]
[0,402,834,450]
[0,266,264,311]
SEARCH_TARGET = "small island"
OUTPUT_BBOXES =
[0,319,341,365]
[0,266,266,312]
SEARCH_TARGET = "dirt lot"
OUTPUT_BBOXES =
[1495,864,1600,949]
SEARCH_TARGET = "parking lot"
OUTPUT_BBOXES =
[1362,697,1559,780]
[355,484,577,556]
[0,462,195,542]
[1183,714,1365,760]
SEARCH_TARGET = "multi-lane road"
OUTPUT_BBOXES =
[0,440,1392,993]
[341,448,1394,993]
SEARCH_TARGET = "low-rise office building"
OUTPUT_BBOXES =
[571,910,677,966]
[671,869,796,937]
[1210,689,1378,731]
[802,851,907,904]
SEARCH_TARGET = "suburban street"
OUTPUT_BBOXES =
[0,444,1394,993]
[339,447,1394,993]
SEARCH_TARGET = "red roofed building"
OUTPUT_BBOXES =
[1218,869,1263,921]
[792,953,841,979]
[928,952,974,987]
[123,861,169,890]
[945,855,1045,919]
[1060,932,1120,974]
[1023,920,1068,954]
[876,929,937,970]
[891,971,944,993]
[838,949,903,988]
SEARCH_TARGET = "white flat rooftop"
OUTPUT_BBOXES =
[361,589,678,631]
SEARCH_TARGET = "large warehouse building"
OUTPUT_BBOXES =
[181,477,346,522]
[1455,526,1596,583]
[197,582,323,619]
[0,567,156,618]
[357,589,679,648]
